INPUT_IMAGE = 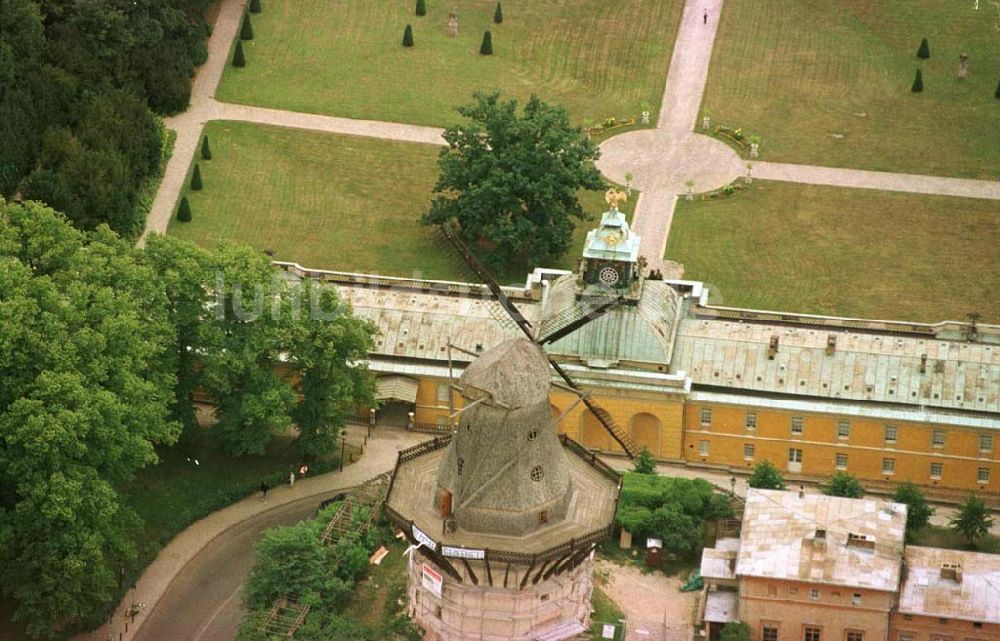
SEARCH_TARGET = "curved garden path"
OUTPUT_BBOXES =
[142,0,1000,267]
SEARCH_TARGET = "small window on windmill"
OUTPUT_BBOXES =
[531,466,544,481]
[457,458,464,475]
[539,510,549,524]
[528,430,538,441]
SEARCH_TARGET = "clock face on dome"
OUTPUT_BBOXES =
[598,266,620,285]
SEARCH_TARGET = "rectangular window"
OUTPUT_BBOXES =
[745,412,758,431]
[804,627,822,641]
[978,468,990,484]
[932,430,945,447]
[436,415,447,428]
[791,416,804,435]
[882,458,896,474]
[898,634,914,641]
[980,434,993,453]
[809,588,820,600]
[700,407,712,428]
[837,421,851,439]
[744,444,755,460]
[767,584,778,597]
[789,448,803,463]
[930,462,943,479]
[846,632,864,641]
[787,587,798,596]
[699,440,710,457]
[437,383,450,403]
[852,593,862,605]
[884,425,898,443]
[763,626,779,641]
[836,453,848,470]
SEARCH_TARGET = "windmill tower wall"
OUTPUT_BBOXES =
[407,553,595,641]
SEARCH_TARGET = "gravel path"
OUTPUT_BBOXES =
[596,559,695,641]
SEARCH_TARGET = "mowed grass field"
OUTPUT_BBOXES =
[217,0,683,128]
[169,121,633,282]
[666,181,1000,323]
[701,0,1000,178]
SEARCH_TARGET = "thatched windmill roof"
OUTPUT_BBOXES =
[460,338,551,408]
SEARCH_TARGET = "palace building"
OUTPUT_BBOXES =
[276,205,1000,499]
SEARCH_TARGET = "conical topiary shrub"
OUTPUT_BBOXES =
[480,30,493,55]
[240,14,254,40]
[416,0,426,16]
[177,197,192,222]
[190,164,203,190]
[912,68,923,92]
[201,136,212,160]
[494,1,503,24]
[917,37,930,59]
[233,40,246,67]
[402,24,414,47]
[249,0,261,13]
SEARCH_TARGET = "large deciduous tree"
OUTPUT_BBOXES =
[950,494,994,548]
[422,92,604,271]
[892,482,934,540]
[0,200,179,638]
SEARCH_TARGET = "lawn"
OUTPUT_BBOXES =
[701,0,1000,178]
[912,524,1000,554]
[217,0,683,129]
[666,181,1000,323]
[169,120,635,284]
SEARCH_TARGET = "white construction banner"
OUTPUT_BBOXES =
[412,525,437,551]
[421,563,443,598]
[442,545,485,560]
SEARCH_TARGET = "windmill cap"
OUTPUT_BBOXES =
[459,338,551,408]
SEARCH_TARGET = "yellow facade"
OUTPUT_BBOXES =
[386,374,998,498]
[682,401,999,495]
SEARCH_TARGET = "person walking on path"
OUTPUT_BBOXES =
[289,471,295,488]
[703,8,708,23]
[259,480,269,500]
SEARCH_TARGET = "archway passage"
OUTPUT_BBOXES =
[375,375,418,426]
[630,412,661,455]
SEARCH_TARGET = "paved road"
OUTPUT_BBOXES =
[134,493,332,641]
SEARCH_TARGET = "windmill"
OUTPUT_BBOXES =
[436,219,640,458]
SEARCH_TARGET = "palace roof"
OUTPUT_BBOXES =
[898,546,1000,623]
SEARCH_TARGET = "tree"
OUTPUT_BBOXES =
[950,494,994,548]
[494,1,503,24]
[202,135,213,160]
[821,472,864,498]
[250,0,262,13]
[416,0,426,16]
[233,40,247,67]
[0,201,179,638]
[893,482,934,539]
[421,92,603,271]
[633,446,657,474]
[748,460,786,490]
[480,30,493,55]
[917,37,930,59]
[241,14,255,41]
[177,195,192,221]
[290,282,376,458]
[190,164,203,190]
[402,24,414,47]
[912,68,923,93]
[721,622,751,641]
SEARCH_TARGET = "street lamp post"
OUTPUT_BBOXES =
[730,476,737,496]
[368,407,376,437]
[339,429,348,472]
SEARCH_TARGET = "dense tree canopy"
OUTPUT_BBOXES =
[615,473,732,558]
[747,460,786,490]
[422,92,604,270]
[0,0,211,235]
[892,482,934,539]
[0,203,377,637]
[821,472,864,498]
[0,200,180,638]
[951,494,994,547]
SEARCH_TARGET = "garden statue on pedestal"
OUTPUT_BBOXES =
[448,12,458,37]
[958,53,969,80]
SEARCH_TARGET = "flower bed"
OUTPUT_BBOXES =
[586,116,636,136]
[698,178,751,201]
[707,124,761,159]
